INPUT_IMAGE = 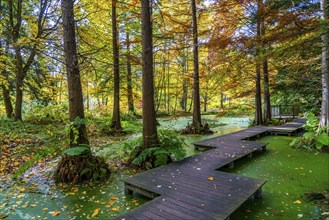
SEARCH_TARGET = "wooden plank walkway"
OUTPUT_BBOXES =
[115,119,305,220]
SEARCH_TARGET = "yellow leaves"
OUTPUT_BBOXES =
[208,176,214,181]
[42,208,48,212]
[294,200,302,204]
[50,211,61,216]
[30,204,37,208]
[111,206,120,211]
[19,187,25,192]
[92,208,99,217]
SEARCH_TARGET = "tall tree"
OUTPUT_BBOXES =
[0,0,13,118]
[111,0,122,131]
[126,30,135,113]
[255,0,263,125]
[141,0,158,148]
[191,0,201,127]
[320,0,329,130]
[61,0,88,146]
[261,0,271,123]
[55,0,109,184]
[7,0,50,121]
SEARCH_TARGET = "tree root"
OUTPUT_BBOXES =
[53,154,110,184]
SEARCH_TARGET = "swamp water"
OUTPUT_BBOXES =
[1,117,328,219]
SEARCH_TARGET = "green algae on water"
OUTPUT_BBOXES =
[228,136,329,220]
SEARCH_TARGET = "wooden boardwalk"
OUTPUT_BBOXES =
[116,119,305,220]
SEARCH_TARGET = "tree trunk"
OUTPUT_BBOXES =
[141,0,158,148]
[260,0,271,123]
[255,1,263,125]
[203,93,207,112]
[191,0,201,127]
[14,72,24,121]
[62,0,88,146]
[320,0,329,130]
[263,57,271,123]
[8,0,47,121]
[111,0,122,131]
[1,80,13,119]
[0,43,13,118]
[220,92,224,109]
[126,31,134,113]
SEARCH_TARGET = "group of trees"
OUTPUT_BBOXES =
[0,0,328,180]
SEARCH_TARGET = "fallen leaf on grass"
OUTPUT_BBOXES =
[92,208,99,217]
[43,208,48,211]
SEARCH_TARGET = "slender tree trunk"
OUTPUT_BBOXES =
[220,92,224,109]
[191,0,201,127]
[141,0,158,148]
[260,0,271,123]
[0,44,13,118]
[203,93,207,112]
[263,56,271,123]
[111,0,122,130]
[167,62,170,113]
[62,0,88,146]
[126,31,134,113]
[1,79,13,119]
[320,0,329,130]
[255,1,263,125]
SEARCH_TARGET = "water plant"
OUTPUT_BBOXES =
[290,112,329,151]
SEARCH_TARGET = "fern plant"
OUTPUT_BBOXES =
[131,129,187,169]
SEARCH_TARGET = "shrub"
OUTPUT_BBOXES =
[290,112,329,151]
[131,129,187,169]
[24,104,68,124]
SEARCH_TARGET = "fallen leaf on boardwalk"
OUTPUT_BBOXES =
[208,177,214,181]
[0,214,8,219]
[200,204,205,207]
[50,211,61,216]
[92,208,99,217]
[294,200,302,204]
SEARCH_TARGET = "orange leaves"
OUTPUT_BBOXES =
[92,208,99,217]
[50,211,61,216]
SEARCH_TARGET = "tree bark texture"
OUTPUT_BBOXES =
[61,0,89,146]
[126,31,134,113]
[111,0,122,130]
[255,1,263,125]
[191,0,201,127]
[141,0,158,148]
[320,0,329,130]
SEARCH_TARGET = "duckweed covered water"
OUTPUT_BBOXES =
[227,136,329,220]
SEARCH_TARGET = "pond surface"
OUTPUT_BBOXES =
[1,117,328,219]
[227,136,329,220]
